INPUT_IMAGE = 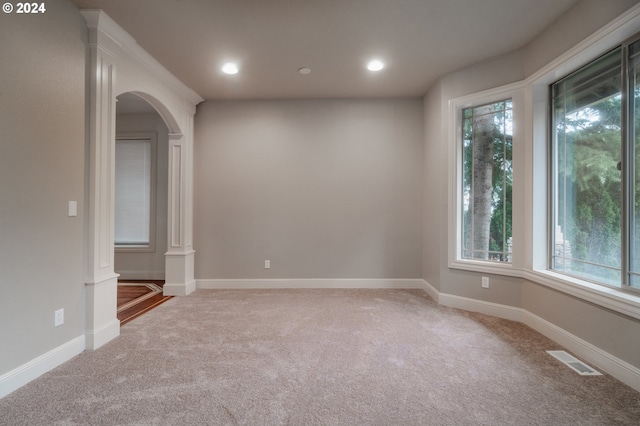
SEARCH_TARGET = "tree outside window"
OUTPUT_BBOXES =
[461,100,513,262]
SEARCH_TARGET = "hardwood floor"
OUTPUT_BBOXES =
[117,280,173,325]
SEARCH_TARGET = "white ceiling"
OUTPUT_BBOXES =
[71,0,580,100]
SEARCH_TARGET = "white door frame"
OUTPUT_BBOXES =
[82,10,203,350]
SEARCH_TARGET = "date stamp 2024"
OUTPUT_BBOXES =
[3,2,47,14]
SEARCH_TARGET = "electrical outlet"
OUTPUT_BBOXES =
[481,277,489,289]
[264,260,270,269]
[54,308,64,327]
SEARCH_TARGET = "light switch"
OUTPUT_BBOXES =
[68,201,77,217]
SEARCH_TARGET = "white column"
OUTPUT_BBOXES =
[83,11,120,350]
[163,118,196,296]
[81,9,201,310]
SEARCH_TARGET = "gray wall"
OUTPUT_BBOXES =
[0,0,87,374]
[422,0,640,367]
[421,80,442,291]
[194,99,423,279]
[523,281,640,368]
[114,112,169,280]
[427,50,525,308]
[523,0,640,77]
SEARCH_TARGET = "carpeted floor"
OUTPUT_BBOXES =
[1,289,639,425]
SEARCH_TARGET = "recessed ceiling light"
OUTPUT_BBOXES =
[367,59,385,72]
[222,62,239,75]
[298,67,312,75]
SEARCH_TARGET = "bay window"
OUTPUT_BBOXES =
[551,36,640,291]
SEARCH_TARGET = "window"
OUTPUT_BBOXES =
[551,36,640,290]
[461,100,513,262]
[115,134,156,251]
[630,40,640,289]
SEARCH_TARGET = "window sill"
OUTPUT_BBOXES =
[449,259,521,278]
[115,245,155,253]
[524,269,640,321]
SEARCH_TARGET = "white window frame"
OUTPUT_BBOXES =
[115,132,157,253]
[446,3,640,320]
[524,6,640,318]
[448,83,525,276]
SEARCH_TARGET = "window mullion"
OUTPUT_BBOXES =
[503,121,507,262]
[469,111,475,259]
[622,41,631,288]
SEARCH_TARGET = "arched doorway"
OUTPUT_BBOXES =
[82,10,202,350]
[115,93,168,281]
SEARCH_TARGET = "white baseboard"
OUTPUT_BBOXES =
[420,280,640,393]
[523,311,640,392]
[197,278,425,290]
[115,271,165,280]
[438,293,525,322]
[164,279,196,296]
[0,335,85,399]
[85,318,120,351]
[420,279,441,303]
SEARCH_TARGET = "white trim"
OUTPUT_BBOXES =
[84,274,119,350]
[523,270,640,321]
[524,311,640,392]
[447,82,525,276]
[80,10,202,106]
[446,260,522,277]
[438,293,525,322]
[85,271,120,287]
[420,281,640,392]
[448,81,525,109]
[84,318,120,351]
[163,280,197,296]
[164,250,196,296]
[420,279,440,303]
[115,270,165,280]
[168,143,184,248]
[0,336,85,399]
[197,278,426,290]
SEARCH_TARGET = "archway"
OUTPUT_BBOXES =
[82,10,202,350]
[115,93,168,281]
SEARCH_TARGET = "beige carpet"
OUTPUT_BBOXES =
[1,289,639,425]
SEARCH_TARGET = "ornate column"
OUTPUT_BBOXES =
[81,10,201,344]
[163,115,196,296]
[82,10,120,350]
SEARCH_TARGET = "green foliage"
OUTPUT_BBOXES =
[555,95,622,283]
[462,101,512,261]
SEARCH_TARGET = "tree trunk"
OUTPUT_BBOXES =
[471,105,495,260]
